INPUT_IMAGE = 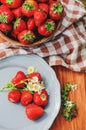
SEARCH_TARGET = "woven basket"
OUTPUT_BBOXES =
[0,21,61,48]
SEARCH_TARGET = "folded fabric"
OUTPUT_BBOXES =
[0,0,86,72]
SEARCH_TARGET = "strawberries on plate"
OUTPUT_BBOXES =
[0,66,49,120]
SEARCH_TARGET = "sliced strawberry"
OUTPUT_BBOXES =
[26,104,44,120]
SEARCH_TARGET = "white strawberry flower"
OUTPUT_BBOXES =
[27,66,37,74]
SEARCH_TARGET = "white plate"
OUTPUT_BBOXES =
[0,54,61,130]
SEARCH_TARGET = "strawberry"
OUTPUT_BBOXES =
[0,5,14,23]
[27,18,36,30]
[22,0,38,17]
[49,2,64,20]
[11,71,27,88]
[18,30,36,45]
[13,18,27,36]
[28,72,42,82]
[38,19,56,36]
[20,91,33,106]
[0,23,12,33]
[34,8,47,27]
[0,0,22,9]
[8,90,21,103]
[25,104,44,120]
[38,3,49,14]
[33,89,48,106]
[12,7,22,18]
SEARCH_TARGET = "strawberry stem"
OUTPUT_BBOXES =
[23,32,35,42]
[45,21,55,32]
[6,0,14,5]
[23,2,34,10]
[51,3,63,14]
[13,18,20,29]
[0,14,8,23]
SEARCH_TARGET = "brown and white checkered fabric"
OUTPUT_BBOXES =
[0,0,86,72]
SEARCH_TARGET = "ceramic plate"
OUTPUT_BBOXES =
[0,54,61,130]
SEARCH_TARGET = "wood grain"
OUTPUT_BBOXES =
[49,66,86,130]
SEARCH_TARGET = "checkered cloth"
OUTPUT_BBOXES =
[0,0,86,72]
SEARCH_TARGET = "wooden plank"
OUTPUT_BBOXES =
[49,66,86,130]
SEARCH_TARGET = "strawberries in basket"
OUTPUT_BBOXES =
[0,0,64,45]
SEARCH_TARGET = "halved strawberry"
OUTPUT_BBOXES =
[26,104,44,120]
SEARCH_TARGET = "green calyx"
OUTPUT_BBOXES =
[41,94,46,100]
[45,21,55,32]
[23,32,35,42]
[23,2,34,10]
[0,13,8,23]
[52,3,63,14]
[14,18,21,29]
[6,0,14,5]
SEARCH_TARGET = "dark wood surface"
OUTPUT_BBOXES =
[49,66,86,130]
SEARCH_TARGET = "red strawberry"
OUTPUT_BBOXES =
[27,18,36,30]
[8,90,21,103]
[13,18,27,36]
[12,7,22,18]
[0,0,22,9]
[38,19,56,36]
[0,23,12,33]
[22,0,38,17]
[33,89,48,106]
[28,72,42,82]
[20,91,33,106]
[49,2,64,20]
[18,30,36,45]
[38,0,48,2]
[11,71,27,88]
[38,3,49,14]
[34,8,47,27]
[26,104,44,120]
[0,5,14,23]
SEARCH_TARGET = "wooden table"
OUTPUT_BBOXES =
[49,66,86,130]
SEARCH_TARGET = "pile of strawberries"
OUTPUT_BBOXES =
[0,0,64,45]
[0,67,49,120]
